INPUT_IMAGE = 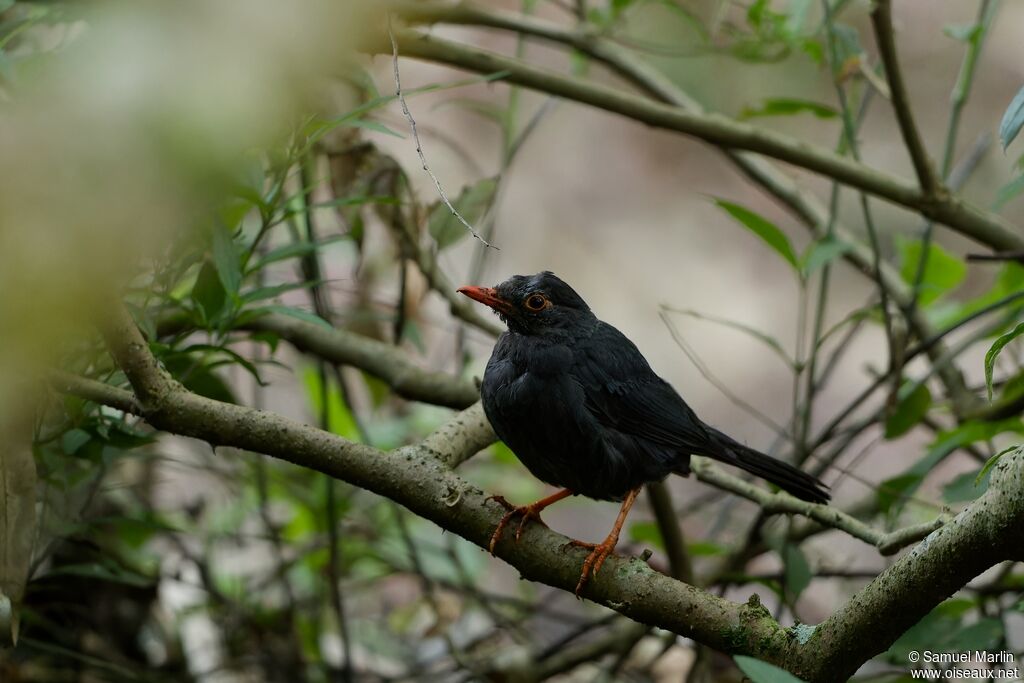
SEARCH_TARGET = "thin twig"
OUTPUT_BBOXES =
[690,456,947,555]
[869,0,941,196]
[387,14,496,249]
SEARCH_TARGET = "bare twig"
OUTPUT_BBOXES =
[646,481,693,583]
[869,0,941,196]
[387,14,496,249]
[690,457,947,555]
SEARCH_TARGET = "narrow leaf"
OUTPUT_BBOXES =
[242,305,332,330]
[712,199,799,272]
[241,280,323,304]
[734,656,807,683]
[985,322,1024,401]
[994,174,1024,209]
[211,222,242,297]
[975,445,1019,486]
[801,236,853,276]
[782,544,811,600]
[999,84,1024,150]
[249,234,348,272]
[341,118,404,138]
[428,177,498,250]
[884,381,932,439]
[191,260,227,324]
[739,98,837,120]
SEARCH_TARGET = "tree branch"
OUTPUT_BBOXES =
[691,457,946,555]
[869,0,941,196]
[62,305,1024,681]
[58,386,792,664]
[370,17,1020,254]
[158,311,480,410]
[796,448,1024,681]
[379,1,977,411]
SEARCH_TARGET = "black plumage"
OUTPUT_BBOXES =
[458,271,829,594]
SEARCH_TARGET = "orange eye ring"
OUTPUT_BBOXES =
[524,294,548,311]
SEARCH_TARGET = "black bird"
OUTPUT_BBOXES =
[458,272,829,595]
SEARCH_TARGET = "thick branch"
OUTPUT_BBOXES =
[158,311,479,410]
[59,368,1024,682]
[60,375,793,660]
[101,306,175,409]
[84,309,1024,681]
[795,448,1024,681]
[869,0,941,195]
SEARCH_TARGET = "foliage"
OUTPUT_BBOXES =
[3,0,1024,681]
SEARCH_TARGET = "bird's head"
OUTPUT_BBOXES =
[458,271,596,338]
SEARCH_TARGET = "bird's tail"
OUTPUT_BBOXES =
[705,428,830,504]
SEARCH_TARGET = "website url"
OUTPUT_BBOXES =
[910,668,1020,680]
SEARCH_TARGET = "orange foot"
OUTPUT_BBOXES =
[567,538,618,597]
[565,486,641,598]
[486,489,573,554]
[486,496,548,553]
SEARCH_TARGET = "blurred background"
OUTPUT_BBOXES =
[2,0,1023,681]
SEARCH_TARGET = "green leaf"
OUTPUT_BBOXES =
[46,562,153,588]
[712,199,799,272]
[886,600,996,663]
[994,174,1024,209]
[490,442,518,465]
[975,445,1019,487]
[302,366,361,441]
[739,98,836,120]
[884,381,932,439]
[800,236,853,276]
[943,22,982,43]
[341,118,404,138]
[879,419,1024,513]
[999,84,1024,150]
[163,357,235,403]
[239,305,332,330]
[61,429,92,455]
[898,238,966,306]
[942,467,989,503]
[211,222,242,298]
[249,234,348,272]
[629,521,664,550]
[830,23,864,69]
[431,97,505,125]
[734,656,807,683]
[985,322,1024,401]
[428,177,498,250]
[781,544,811,600]
[241,280,322,304]
[191,260,227,323]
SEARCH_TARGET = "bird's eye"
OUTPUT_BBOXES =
[524,294,547,311]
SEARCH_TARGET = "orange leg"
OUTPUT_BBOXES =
[568,487,642,597]
[487,488,574,553]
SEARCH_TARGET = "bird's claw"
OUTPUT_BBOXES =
[486,495,548,554]
[565,539,617,598]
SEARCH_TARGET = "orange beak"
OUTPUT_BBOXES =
[457,286,512,315]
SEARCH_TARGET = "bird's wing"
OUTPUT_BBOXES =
[572,322,720,455]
